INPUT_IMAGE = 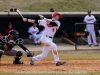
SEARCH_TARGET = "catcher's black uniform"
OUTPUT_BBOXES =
[0,30,33,64]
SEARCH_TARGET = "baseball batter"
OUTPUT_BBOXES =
[0,30,33,64]
[28,23,41,45]
[84,10,99,47]
[23,12,66,66]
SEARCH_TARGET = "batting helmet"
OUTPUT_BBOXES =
[52,12,62,18]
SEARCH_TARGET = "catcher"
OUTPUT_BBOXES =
[0,30,33,64]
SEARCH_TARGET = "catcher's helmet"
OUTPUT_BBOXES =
[52,12,62,18]
[8,30,19,38]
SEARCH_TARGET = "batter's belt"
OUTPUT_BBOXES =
[46,35,53,39]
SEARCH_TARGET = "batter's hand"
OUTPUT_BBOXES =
[38,14,44,19]
[45,19,50,24]
[23,18,27,22]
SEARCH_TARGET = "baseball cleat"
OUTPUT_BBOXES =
[56,61,66,66]
[30,57,34,66]
[37,43,41,45]
[94,44,99,46]
[89,44,92,47]
[13,60,23,64]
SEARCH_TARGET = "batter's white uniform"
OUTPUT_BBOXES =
[28,26,41,44]
[31,19,60,63]
[84,15,98,45]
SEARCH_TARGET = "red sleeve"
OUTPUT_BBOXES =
[4,28,9,35]
[0,33,2,38]
[4,28,15,35]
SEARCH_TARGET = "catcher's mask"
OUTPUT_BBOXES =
[8,30,19,39]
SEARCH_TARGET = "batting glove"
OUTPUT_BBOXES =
[38,14,45,19]
[23,18,27,22]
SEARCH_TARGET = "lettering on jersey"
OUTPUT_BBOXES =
[87,18,93,21]
[32,31,37,34]
[47,24,58,32]
[52,27,58,32]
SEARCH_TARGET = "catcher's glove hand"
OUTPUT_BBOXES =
[27,51,34,57]
[0,44,8,51]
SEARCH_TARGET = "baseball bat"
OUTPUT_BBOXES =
[14,8,24,18]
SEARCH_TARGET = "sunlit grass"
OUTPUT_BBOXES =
[0,0,100,12]
[2,51,100,61]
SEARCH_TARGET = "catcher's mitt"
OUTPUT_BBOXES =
[27,51,34,57]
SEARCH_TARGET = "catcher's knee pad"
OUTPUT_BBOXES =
[16,51,23,57]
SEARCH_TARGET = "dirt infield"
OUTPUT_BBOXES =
[0,60,100,73]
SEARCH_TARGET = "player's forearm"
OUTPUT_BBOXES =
[38,14,50,23]
[28,32,32,35]
[18,44,29,52]
[23,18,35,23]
[27,19,35,23]
[83,19,86,22]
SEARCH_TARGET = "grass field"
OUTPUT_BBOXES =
[2,51,100,61]
[0,0,100,12]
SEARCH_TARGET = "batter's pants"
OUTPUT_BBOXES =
[31,35,60,64]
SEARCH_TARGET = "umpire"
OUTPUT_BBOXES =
[0,30,33,64]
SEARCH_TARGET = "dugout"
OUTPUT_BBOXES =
[0,12,100,38]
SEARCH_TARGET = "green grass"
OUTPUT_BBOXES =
[0,0,100,12]
[2,52,100,61]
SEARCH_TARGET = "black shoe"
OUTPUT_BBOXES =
[13,60,23,64]
[89,44,92,47]
[34,43,37,45]
[94,44,99,46]
[37,43,41,45]
[13,57,23,64]
[30,57,34,66]
[56,61,66,66]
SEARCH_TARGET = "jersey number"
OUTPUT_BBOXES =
[52,28,58,32]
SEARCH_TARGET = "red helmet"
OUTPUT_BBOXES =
[52,12,62,18]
